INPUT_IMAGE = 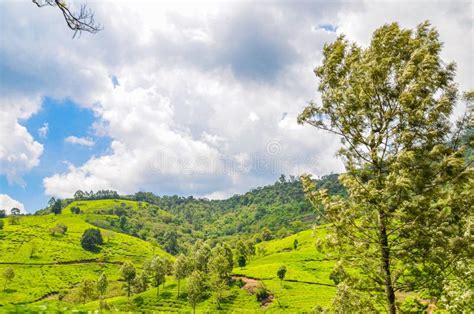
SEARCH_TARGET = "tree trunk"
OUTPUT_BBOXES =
[127,281,131,297]
[379,212,396,314]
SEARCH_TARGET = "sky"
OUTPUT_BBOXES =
[0,0,472,213]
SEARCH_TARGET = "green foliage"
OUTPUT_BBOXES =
[120,262,137,297]
[174,254,190,297]
[77,278,96,304]
[70,206,81,214]
[0,210,5,218]
[187,270,206,313]
[255,283,269,302]
[0,219,4,230]
[3,267,14,291]
[299,21,473,313]
[237,255,246,269]
[80,228,103,251]
[149,255,169,296]
[97,272,108,297]
[277,265,287,285]
[52,199,62,215]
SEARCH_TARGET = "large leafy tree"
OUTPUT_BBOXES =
[299,22,473,313]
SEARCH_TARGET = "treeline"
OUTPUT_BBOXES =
[75,234,260,312]
[76,175,343,255]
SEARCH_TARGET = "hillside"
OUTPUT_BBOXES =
[78,227,336,312]
[0,211,169,310]
[44,174,343,254]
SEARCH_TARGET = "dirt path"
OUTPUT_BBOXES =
[233,275,274,307]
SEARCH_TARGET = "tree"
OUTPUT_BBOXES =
[71,206,81,214]
[0,210,6,218]
[10,208,20,216]
[209,273,227,309]
[3,267,14,291]
[0,220,4,230]
[237,255,246,269]
[277,265,287,286]
[120,262,136,297]
[51,199,62,215]
[133,270,148,294]
[261,227,272,241]
[163,230,179,255]
[174,254,189,298]
[299,22,473,313]
[187,270,206,314]
[80,228,103,251]
[208,244,233,280]
[293,239,298,250]
[32,0,102,37]
[149,255,167,296]
[97,272,108,298]
[78,278,95,304]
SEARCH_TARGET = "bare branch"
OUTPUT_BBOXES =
[32,0,102,38]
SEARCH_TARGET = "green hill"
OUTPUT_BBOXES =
[0,210,169,310]
[84,227,336,312]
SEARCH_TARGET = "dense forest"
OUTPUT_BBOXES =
[37,174,344,254]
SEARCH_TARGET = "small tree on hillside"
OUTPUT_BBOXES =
[174,254,190,298]
[277,265,287,287]
[150,255,168,296]
[120,262,136,297]
[293,239,298,250]
[78,278,96,304]
[237,255,246,269]
[187,270,206,314]
[51,199,62,215]
[3,267,14,291]
[97,272,108,299]
[0,210,6,218]
[80,228,103,251]
[11,208,20,216]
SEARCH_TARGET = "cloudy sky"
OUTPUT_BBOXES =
[0,0,472,213]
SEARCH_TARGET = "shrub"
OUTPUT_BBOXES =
[255,284,269,302]
[81,228,103,251]
[71,206,81,214]
[49,224,68,236]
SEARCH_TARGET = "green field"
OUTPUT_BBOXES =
[0,209,169,309]
[0,200,336,312]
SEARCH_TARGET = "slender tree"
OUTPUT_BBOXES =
[299,22,473,313]
[174,254,189,298]
[97,272,108,298]
[149,256,167,296]
[120,262,136,297]
[277,265,287,287]
[3,267,14,291]
[187,270,206,314]
[78,278,95,304]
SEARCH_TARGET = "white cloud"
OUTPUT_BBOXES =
[38,122,49,138]
[1,1,471,201]
[65,136,95,147]
[0,97,43,186]
[0,194,26,214]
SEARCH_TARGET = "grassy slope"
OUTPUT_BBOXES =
[0,208,169,308]
[1,199,336,312]
[233,226,337,311]
[84,227,336,313]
